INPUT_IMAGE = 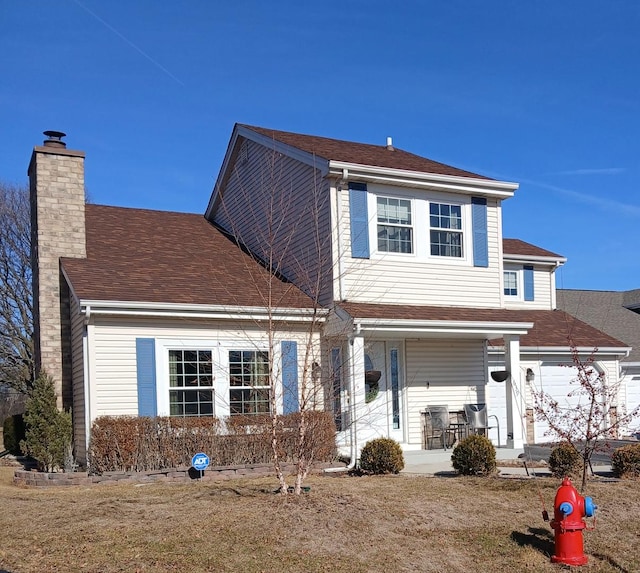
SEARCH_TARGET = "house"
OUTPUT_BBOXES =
[557,289,640,434]
[28,126,630,466]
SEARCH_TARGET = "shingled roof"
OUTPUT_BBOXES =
[338,302,627,349]
[558,289,640,362]
[240,124,491,180]
[61,205,316,309]
[503,238,564,259]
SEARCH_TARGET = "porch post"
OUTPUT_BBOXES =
[504,334,525,449]
[349,333,366,460]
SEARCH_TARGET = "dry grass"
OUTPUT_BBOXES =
[0,467,638,572]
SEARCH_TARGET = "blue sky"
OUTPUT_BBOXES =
[2,1,639,291]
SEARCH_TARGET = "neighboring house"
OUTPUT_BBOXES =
[28,126,629,466]
[558,289,640,434]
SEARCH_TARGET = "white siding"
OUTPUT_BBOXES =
[503,265,554,310]
[405,339,487,445]
[212,139,334,305]
[89,317,322,419]
[340,185,503,307]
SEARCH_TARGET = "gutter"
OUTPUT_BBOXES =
[328,160,519,199]
[78,300,328,322]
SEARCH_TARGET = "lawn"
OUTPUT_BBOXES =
[0,466,638,572]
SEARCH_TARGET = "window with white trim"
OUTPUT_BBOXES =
[377,196,413,253]
[429,202,463,257]
[504,270,519,297]
[229,350,271,415]
[169,349,214,416]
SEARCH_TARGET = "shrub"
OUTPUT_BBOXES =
[611,443,640,478]
[359,438,405,474]
[3,414,25,454]
[88,411,336,473]
[548,442,582,479]
[451,434,497,476]
[20,372,73,472]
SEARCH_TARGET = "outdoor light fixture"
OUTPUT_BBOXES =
[526,368,535,382]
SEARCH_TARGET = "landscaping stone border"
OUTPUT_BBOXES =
[13,461,342,487]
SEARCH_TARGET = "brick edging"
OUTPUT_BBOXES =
[13,461,342,487]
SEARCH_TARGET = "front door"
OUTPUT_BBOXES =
[363,341,404,442]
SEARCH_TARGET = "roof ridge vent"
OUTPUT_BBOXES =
[43,130,67,148]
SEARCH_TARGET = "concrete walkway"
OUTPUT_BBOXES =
[401,448,613,477]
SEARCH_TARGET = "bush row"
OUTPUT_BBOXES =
[88,412,336,474]
[547,441,640,479]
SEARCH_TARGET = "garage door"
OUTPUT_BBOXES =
[625,375,640,435]
[532,363,583,443]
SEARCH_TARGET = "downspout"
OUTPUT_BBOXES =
[82,305,92,464]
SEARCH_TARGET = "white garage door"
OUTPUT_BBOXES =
[533,363,583,443]
[625,375,640,435]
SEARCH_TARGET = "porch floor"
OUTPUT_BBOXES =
[401,447,528,475]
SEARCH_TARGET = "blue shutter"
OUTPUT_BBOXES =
[136,338,157,417]
[524,265,534,301]
[349,183,370,259]
[471,197,488,267]
[281,341,299,414]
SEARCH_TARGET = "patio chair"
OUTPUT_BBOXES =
[423,405,456,450]
[464,403,492,436]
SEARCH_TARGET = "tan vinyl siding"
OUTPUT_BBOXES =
[405,339,487,445]
[212,139,334,305]
[70,296,87,462]
[341,187,503,307]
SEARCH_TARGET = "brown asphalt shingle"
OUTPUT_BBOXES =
[61,204,316,308]
[503,238,564,259]
[240,124,491,180]
[339,302,627,349]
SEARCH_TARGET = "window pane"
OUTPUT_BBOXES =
[168,349,215,417]
[228,350,271,415]
[430,230,463,258]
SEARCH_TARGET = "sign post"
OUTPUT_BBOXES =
[191,452,210,480]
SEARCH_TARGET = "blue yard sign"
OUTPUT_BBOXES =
[191,452,210,472]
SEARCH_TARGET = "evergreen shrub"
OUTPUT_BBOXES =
[611,443,640,478]
[3,414,25,454]
[451,434,497,476]
[359,438,405,474]
[20,372,73,472]
[548,442,582,479]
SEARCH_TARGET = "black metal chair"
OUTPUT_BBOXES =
[424,405,456,450]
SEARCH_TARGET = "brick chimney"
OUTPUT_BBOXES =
[28,131,86,408]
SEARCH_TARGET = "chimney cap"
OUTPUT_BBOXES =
[43,130,67,148]
[386,136,394,151]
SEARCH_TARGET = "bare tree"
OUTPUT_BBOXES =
[213,145,342,495]
[0,182,34,395]
[533,342,640,491]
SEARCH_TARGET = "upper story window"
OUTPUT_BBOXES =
[229,350,271,415]
[377,197,413,253]
[430,202,463,257]
[169,349,214,417]
[504,270,519,297]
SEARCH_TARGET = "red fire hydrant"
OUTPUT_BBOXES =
[549,477,596,566]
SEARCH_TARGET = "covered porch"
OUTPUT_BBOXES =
[326,303,534,460]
